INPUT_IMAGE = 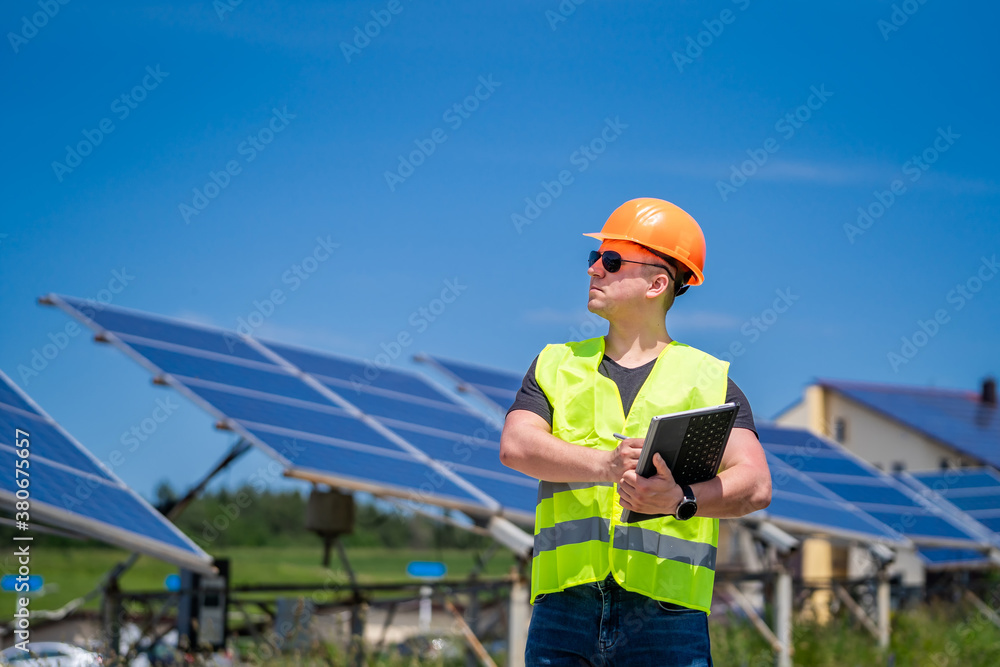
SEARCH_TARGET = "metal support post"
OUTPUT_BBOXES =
[775,568,793,667]
[507,573,528,667]
[877,573,891,649]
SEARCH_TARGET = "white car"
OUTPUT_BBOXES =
[0,642,102,666]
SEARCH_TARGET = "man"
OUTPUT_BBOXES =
[499,198,771,666]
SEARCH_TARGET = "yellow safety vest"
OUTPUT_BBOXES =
[531,337,729,612]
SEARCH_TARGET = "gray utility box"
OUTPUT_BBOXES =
[306,488,354,536]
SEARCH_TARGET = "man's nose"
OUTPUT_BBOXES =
[588,259,603,278]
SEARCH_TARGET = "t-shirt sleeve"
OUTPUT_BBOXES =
[726,377,757,435]
[506,355,554,425]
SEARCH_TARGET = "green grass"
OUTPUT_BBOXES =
[4,546,516,618]
[711,601,1000,667]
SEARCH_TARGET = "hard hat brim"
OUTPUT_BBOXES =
[583,232,705,286]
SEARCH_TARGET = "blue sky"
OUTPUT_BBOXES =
[2,1,999,501]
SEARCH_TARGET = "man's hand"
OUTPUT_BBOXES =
[607,437,644,482]
[617,453,683,515]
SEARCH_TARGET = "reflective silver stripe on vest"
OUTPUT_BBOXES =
[536,481,614,503]
[533,516,612,554]
[612,525,716,569]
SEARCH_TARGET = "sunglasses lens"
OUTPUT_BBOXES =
[602,251,622,273]
[588,251,601,267]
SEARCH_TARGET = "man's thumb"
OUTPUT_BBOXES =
[653,453,669,475]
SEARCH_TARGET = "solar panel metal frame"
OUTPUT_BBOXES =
[46,295,527,525]
[0,369,214,574]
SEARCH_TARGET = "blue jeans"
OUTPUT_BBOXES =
[525,574,712,666]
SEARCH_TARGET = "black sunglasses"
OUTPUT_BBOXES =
[589,250,675,281]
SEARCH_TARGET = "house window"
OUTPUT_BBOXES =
[892,461,906,473]
[834,417,847,443]
[940,458,951,471]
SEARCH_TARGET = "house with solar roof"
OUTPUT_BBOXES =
[774,378,999,473]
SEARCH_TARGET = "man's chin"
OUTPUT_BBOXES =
[587,302,608,318]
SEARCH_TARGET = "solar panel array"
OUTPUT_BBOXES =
[758,425,993,551]
[49,295,537,526]
[0,370,213,573]
[42,300,1000,565]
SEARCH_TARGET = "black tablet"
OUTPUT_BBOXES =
[620,402,739,523]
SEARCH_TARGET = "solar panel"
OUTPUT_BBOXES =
[243,426,490,510]
[910,469,1000,491]
[124,342,331,404]
[57,295,271,364]
[750,452,907,544]
[917,547,991,568]
[254,340,537,521]
[270,342,450,402]
[0,371,213,573]
[0,379,39,415]
[0,407,113,481]
[417,354,522,412]
[47,295,533,527]
[900,469,1000,551]
[758,425,993,549]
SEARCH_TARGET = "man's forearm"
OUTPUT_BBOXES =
[500,426,612,482]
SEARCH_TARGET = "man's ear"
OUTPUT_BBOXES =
[646,274,671,300]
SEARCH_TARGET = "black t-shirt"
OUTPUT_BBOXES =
[507,354,757,434]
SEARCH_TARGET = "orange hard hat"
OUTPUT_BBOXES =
[584,198,706,286]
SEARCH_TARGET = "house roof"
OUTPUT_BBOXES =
[819,378,1000,469]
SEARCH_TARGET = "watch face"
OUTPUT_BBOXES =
[676,500,698,521]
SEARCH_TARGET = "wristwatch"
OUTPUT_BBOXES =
[674,484,698,521]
